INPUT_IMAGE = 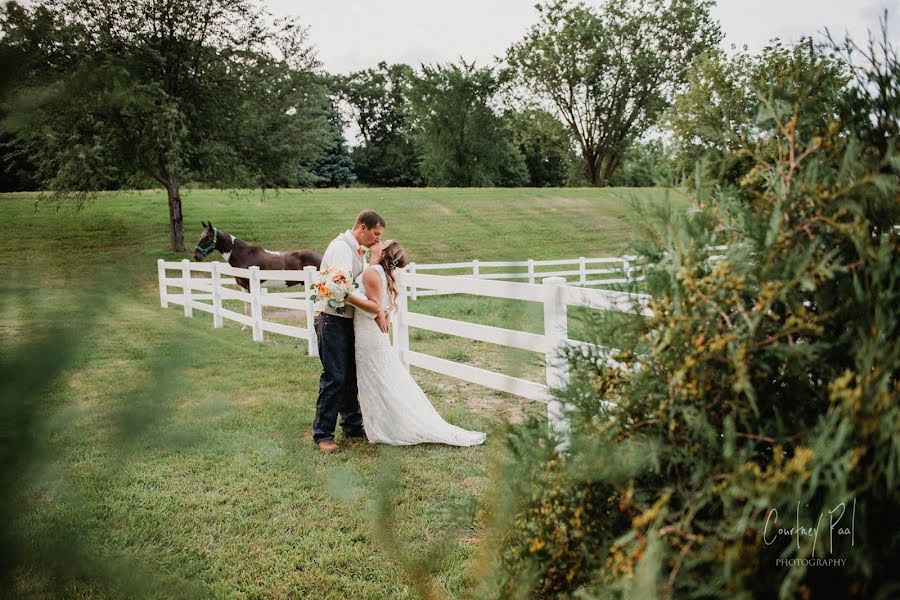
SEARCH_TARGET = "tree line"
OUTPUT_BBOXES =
[0,0,875,251]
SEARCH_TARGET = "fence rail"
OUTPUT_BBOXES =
[406,255,648,298]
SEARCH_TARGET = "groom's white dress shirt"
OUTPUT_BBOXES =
[315,230,376,319]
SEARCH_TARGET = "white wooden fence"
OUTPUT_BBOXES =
[403,247,733,299]
[157,258,653,441]
[405,255,647,299]
[157,259,320,354]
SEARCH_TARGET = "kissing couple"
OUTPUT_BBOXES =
[311,210,486,453]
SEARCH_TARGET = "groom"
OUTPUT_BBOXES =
[312,210,389,453]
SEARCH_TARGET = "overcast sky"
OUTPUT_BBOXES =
[270,0,899,75]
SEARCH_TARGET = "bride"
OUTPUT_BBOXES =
[345,241,486,447]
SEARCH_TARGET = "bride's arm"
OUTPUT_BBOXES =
[345,269,382,314]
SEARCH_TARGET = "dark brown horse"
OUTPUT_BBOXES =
[193,221,322,291]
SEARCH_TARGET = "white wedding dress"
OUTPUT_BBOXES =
[353,265,486,446]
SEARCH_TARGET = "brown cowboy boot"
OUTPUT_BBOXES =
[317,439,340,453]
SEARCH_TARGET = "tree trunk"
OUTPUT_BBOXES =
[166,183,185,252]
[585,154,601,186]
[602,154,621,183]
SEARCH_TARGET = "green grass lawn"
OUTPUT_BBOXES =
[1,187,687,599]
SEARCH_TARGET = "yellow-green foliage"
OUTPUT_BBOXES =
[497,459,626,597]
[496,36,898,599]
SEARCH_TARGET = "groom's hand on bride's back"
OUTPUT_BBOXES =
[375,311,389,334]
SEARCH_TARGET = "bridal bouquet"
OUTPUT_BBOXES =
[310,266,358,314]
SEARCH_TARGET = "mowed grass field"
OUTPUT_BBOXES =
[1,187,687,599]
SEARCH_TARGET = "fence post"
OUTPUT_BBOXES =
[211,261,223,329]
[472,259,480,278]
[157,259,168,308]
[527,259,535,285]
[304,265,318,357]
[249,266,263,342]
[393,268,410,369]
[542,276,570,449]
[579,256,587,286]
[409,262,417,301]
[181,259,193,317]
[623,257,632,284]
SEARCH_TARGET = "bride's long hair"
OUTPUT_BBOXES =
[378,240,408,311]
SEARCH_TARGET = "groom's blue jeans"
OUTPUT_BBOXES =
[312,313,365,443]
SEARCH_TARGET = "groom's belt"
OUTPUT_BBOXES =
[315,306,354,318]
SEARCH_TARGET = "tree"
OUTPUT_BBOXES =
[0,0,332,251]
[608,138,678,187]
[507,0,720,185]
[309,100,356,187]
[664,39,848,184]
[504,108,571,187]
[349,137,421,187]
[0,3,38,193]
[336,62,421,186]
[408,60,527,187]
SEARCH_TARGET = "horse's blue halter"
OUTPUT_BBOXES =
[195,228,219,257]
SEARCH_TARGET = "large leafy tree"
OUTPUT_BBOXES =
[336,62,421,186]
[507,0,720,185]
[664,39,848,184]
[0,0,331,251]
[408,60,527,187]
[504,108,571,187]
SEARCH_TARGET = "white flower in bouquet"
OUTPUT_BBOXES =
[310,266,358,314]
